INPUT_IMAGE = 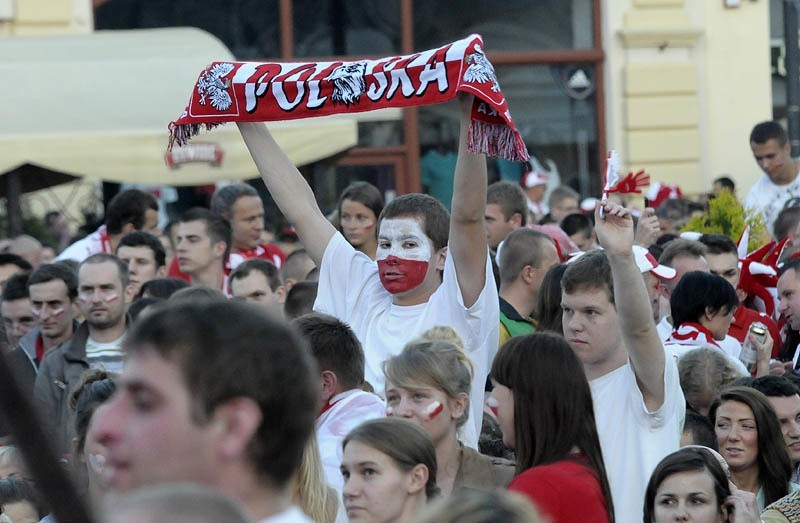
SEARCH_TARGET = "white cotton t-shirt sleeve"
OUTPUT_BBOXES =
[591,357,685,523]
[314,232,385,320]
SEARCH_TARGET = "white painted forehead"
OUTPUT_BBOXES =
[378,217,429,239]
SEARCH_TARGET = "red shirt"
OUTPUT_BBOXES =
[729,305,782,358]
[508,458,610,523]
[168,243,287,282]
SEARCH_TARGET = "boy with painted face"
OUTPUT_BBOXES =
[238,95,497,447]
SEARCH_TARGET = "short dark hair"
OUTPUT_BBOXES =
[105,190,158,235]
[179,208,232,263]
[779,258,800,278]
[138,277,189,299]
[750,121,788,147]
[283,281,318,320]
[1,272,30,302]
[561,250,613,304]
[28,263,78,300]
[338,181,384,230]
[282,249,315,283]
[169,286,228,303]
[698,233,738,256]
[380,194,450,252]
[547,185,579,210]
[210,184,260,220]
[498,229,554,284]
[559,213,593,238]
[486,181,527,227]
[774,206,800,242]
[80,253,130,289]
[117,231,167,268]
[713,176,735,193]
[0,253,32,272]
[658,238,707,267]
[123,300,318,487]
[682,410,718,450]
[127,296,163,321]
[292,313,365,390]
[748,375,800,398]
[670,271,738,327]
[229,259,282,292]
[0,476,48,518]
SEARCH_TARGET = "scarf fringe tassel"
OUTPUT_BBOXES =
[168,122,222,151]
[468,120,530,162]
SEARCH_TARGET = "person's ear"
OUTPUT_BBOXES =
[435,246,447,272]
[275,285,287,304]
[406,463,429,495]
[124,283,136,304]
[321,370,338,402]
[156,265,167,278]
[520,265,535,285]
[213,241,227,259]
[449,392,468,422]
[211,397,262,462]
[510,213,523,228]
[121,222,136,236]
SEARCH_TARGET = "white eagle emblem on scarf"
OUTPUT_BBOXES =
[326,62,367,107]
[463,46,500,93]
[197,63,235,111]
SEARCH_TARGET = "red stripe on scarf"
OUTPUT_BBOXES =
[169,34,529,162]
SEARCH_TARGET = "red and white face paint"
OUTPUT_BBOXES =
[376,218,432,294]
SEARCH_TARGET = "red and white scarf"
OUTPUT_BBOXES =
[169,34,529,162]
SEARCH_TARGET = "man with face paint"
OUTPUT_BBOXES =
[34,253,132,456]
[238,95,498,447]
[5,263,79,398]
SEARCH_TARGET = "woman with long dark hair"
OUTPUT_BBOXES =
[644,446,759,523]
[709,386,796,510]
[490,332,614,522]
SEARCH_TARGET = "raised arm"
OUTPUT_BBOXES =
[449,96,489,308]
[595,201,666,410]
[237,122,336,265]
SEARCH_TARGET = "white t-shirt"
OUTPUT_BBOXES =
[314,232,499,448]
[55,226,111,262]
[257,507,314,523]
[744,174,800,236]
[590,357,685,523]
[316,389,386,491]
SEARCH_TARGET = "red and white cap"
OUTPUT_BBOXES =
[633,245,676,280]
[521,164,550,188]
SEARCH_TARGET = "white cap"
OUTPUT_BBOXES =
[633,245,676,280]
[521,169,549,188]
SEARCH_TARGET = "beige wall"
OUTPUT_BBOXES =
[603,0,772,197]
[0,0,92,35]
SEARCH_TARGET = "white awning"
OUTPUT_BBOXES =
[0,27,400,186]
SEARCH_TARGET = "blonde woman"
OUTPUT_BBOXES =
[384,337,514,496]
[291,434,338,523]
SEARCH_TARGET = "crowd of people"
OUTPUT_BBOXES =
[1,105,800,523]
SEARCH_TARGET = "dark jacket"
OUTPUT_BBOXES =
[33,322,91,456]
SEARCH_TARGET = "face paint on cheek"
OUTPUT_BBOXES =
[386,406,394,417]
[31,308,41,319]
[377,256,429,294]
[88,453,106,475]
[51,308,65,318]
[104,294,119,304]
[424,401,443,421]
